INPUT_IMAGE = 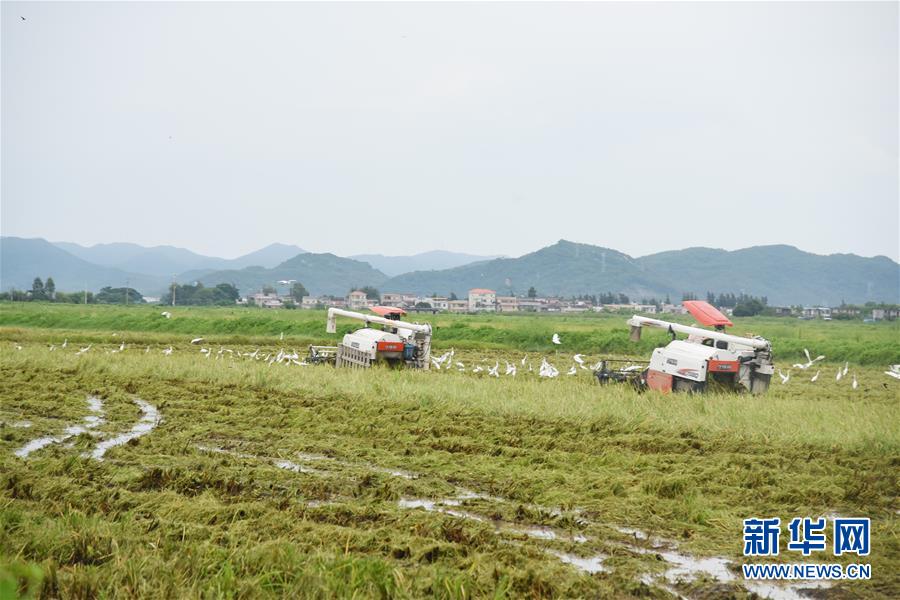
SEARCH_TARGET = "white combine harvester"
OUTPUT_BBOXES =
[597,301,774,394]
[309,306,432,369]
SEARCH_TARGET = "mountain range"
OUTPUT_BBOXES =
[383,241,900,306]
[54,241,306,277]
[349,251,503,277]
[1,236,897,306]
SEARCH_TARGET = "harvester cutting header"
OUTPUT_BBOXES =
[598,301,775,394]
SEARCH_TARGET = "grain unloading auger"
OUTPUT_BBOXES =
[309,306,432,369]
[596,301,774,394]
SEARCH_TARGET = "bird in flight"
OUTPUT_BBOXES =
[21,16,26,21]
[792,348,825,370]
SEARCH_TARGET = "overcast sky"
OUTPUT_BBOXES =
[2,2,897,260]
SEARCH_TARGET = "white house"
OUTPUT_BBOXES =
[468,288,496,312]
[347,290,369,310]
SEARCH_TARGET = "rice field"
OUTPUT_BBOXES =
[0,303,898,599]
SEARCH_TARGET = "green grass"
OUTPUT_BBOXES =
[2,302,899,364]
[1,303,898,598]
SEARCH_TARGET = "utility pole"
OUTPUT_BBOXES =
[171,277,176,306]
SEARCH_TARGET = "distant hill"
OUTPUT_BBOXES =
[636,245,900,306]
[350,250,502,277]
[6,237,897,305]
[227,243,306,269]
[52,241,305,277]
[383,240,899,306]
[1,237,166,293]
[384,241,669,299]
[195,253,388,296]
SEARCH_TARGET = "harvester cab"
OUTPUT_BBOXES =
[310,306,432,369]
[606,300,774,394]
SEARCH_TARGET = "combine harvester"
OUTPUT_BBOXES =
[309,306,432,369]
[596,300,774,394]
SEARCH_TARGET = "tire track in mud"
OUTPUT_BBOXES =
[14,396,105,458]
[89,399,161,460]
[192,441,831,599]
[12,396,160,461]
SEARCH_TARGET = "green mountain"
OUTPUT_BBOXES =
[228,243,307,269]
[6,237,897,305]
[636,245,900,306]
[195,253,388,296]
[384,241,670,299]
[53,241,306,277]
[350,250,502,277]
[383,240,899,306]
[1,237,167,294]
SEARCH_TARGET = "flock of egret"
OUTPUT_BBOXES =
[12,325,900,390]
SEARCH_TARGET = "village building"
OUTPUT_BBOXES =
[468,288,497,312]
[496,296,518,312]
[448,300,469,313]
[380,292,406,307]
[347,290,369,310]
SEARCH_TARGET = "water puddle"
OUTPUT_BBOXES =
[398,495,587,543]
[15,396,104,458]
[291,451,420,480]
[548,550,608,574]
[630,545,832,600]
[744,580,833,600]
[197,445,321,474]
[89,398,159,460]
[273,459,318,474]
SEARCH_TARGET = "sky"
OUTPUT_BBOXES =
[2,2,898,261]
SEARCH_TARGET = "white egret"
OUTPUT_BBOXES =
[810,370,819,382]
[539,358,559,378]
[777,370,790,384]
[552,333,561,345]
[793,349,825,370]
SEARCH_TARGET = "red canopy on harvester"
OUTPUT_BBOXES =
[370,306,407,317]
[683,300,733,328]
